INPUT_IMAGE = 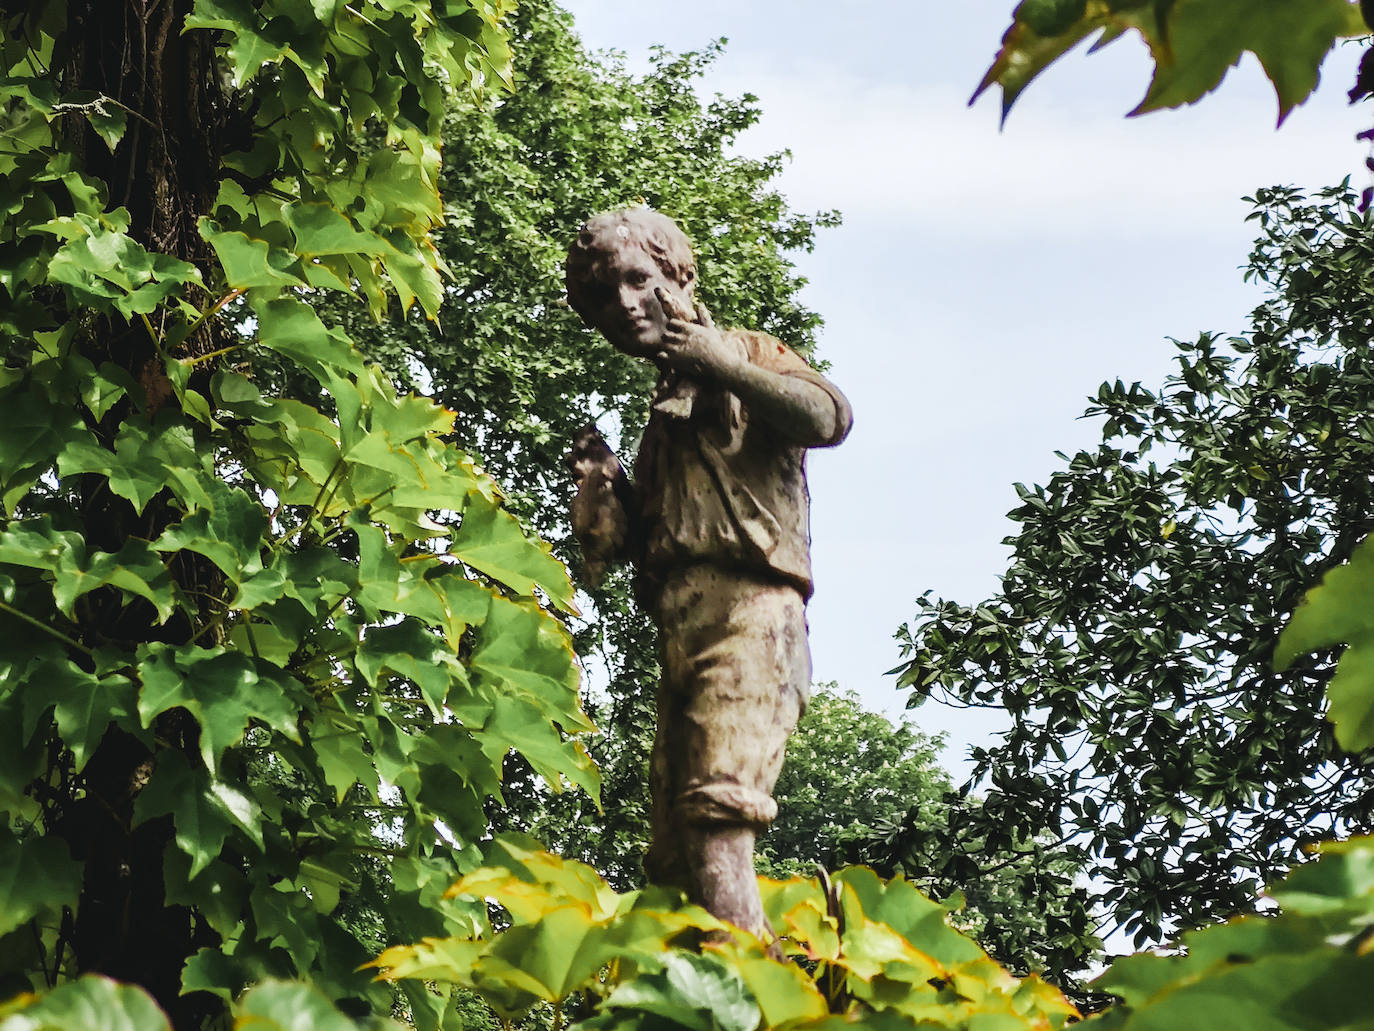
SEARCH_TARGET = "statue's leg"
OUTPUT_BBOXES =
[648,567,810,934]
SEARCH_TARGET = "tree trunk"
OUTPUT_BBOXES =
[48,4,232,1026]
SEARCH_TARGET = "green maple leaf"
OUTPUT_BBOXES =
[976,0,1367,123]
[450,493,577,613]
[0,830,81,938]
[0,976,171,1031]
[133,751,265,878]
[137,643,306,769]
[1276,533,1374,752]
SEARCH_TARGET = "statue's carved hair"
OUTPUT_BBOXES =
[565,209,696,322]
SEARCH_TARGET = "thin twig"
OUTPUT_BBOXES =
[0,600,93,656]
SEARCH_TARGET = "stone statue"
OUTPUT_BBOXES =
[564,209,852,934]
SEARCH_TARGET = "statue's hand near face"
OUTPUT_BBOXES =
[653,288,744,382]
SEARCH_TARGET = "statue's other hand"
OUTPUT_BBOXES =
[566,424,629,586]
[565,423,615,483]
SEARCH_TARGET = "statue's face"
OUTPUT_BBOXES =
[583,243,689,357]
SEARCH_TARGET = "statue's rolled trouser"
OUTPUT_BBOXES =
[644,564,811,930]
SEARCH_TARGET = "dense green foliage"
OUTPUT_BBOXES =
[370,836,1079,1031]
[0,1,599,1027]
[759,689,1095,987]
[757,687,948,880]
[1082,835,1374,1030]
[890,184,1374,954]
[1278,533,1374,751]
[978,0,1366,121]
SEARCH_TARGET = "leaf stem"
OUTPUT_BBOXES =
[185,342,247,367]
[0,599,93,656]
[182,288,246,350]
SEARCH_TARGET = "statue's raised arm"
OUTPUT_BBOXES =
[564,209,851,936]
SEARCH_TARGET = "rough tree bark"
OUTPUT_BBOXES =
[42,3,237,1025]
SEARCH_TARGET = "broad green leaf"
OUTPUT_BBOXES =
[285,202,387,257]
[369,937,488,985]
[466,906,633,1006]
[57,538,166,614]
[976,0,1366,123]
[357,619,462,715]
[697,943,826,1028]
[1091,950,1374,1030]
[835,866,983,966]
[447,838,621,923]
[163,849,247,939]
[249,887,323,971]
[1271,834,1374,915]
[0,520,75,572]
[760,877,839,961]
[137,644,305,769]
[184,0,289,86]
[596,952,759,1031]
[229,567,288,609]
[408,725,507,839]
[1276,534,1374,751]
[356,370,457,443]
[0,387,90,513]
[228,619,297,666]
[450,494,577,613]
[31,661,138,771]
[1135,0,1367,122]
[379,246,444,318]
[0,696,44,821]
[133,751,264,878]
[52,538,177,625]
[253,296,364,383]
[152,482,267,581]
[232,980,383,1031]
[198,219,304,291]
[45,223,201,317]
[59,418,208,515]
[0,975,171,1031]
[82,363,135,421]
[180,948,248,1001]
[461,692,600,798]
[0,831,81,939]
[84,103,127,153]
[469,596,592,734]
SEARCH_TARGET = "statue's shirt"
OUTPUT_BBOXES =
[633,329,852,600]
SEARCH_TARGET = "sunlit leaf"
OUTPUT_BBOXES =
[976,0,1366,123]
[0,975,171,1031]
[450,493,577,613]
[1276,534,1374,751]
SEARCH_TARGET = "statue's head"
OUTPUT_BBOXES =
[566,208,697,356]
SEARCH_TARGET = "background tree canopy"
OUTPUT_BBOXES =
[890,182,1374,952]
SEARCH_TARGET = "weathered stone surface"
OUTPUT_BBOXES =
[564,209,851,933]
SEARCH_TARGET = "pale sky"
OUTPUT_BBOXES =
[558,0,1373,775]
